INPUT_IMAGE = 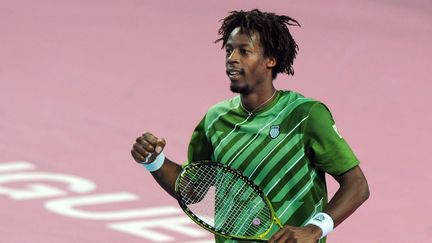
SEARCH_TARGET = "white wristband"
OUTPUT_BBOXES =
[306,212,334,239]
[142,152,165,172]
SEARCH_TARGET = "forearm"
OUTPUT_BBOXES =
[150,157,183,199]
[324,166,370,227]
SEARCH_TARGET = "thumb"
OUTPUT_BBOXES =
[155,138,166,154]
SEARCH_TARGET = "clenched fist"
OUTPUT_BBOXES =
[131,132,166,164]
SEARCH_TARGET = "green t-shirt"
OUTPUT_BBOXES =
[186,90,359,243]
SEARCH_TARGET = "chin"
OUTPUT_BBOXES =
[230,83,250,94]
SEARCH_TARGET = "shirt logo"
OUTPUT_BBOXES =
[314,214,325,222]
[269,125,280,139]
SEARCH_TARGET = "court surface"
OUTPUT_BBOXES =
[1,0,431,242]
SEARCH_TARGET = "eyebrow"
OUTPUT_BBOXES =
[225,43,251,48]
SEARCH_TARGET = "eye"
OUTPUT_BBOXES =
[239,49,249,55]
[225,48,233,56]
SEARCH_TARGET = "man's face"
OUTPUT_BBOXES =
[225,27,274,94]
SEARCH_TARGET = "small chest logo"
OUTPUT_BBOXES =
[269,125,280,139]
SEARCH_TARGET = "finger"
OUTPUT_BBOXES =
[269,230,283,242]
[268,234,279,243]
[155,138,166,154]
[133,142,154,156]
[132,142,155,163]
[269,226,293,242]
[136,136,155,148]
[131,150,145,162]
[142,132,158,146]
[278,234,294,243]
[135,140,155,153]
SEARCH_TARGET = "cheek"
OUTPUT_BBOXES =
[249,62,266,76]
[244,60,261,74]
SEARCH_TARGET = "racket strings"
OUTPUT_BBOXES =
[178,164,273,237]
[216,178,271,235]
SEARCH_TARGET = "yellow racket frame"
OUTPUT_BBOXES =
[175,161,284,242]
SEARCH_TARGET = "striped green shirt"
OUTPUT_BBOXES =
[186,90,359,242]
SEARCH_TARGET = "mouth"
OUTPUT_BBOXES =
[226,68,244,80]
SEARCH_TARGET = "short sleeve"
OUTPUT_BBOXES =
[185,115,213,166]
[303,103,359,176]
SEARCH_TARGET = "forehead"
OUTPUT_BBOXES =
[226,27,261,48]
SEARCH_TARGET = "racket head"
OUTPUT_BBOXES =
[175,161,279,241]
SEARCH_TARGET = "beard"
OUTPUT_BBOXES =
[230,84,248,94]
[230,81,251,95]
[228,69,251,94]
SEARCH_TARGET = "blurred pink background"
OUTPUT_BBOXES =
[1,0,431,242]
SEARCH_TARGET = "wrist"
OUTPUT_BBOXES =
[142,152,165,172]
[305,212,334,239]
[304,224,323,240]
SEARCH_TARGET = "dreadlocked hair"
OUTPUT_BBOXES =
[215,9,300,79]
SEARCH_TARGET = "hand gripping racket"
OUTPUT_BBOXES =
[175,161,283,242]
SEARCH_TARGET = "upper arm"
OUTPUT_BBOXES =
[303,103,360,176]
[186,115,213,165]
[334,166,367,184]
[333,166,370,201]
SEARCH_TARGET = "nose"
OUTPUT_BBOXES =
[227,49,239,64]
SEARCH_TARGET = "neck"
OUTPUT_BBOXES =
[241,87,277,114]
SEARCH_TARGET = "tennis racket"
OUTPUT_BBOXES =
[175,161,283,242]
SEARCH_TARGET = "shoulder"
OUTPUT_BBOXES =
[208,95,241,113]
[203,96,241,123]
[276,90,324,115]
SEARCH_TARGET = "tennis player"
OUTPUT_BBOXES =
[131,9,369,243]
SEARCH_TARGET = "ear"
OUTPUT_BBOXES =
[266,56,277,68]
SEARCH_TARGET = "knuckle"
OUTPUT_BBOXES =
[133,143,142,151]
[144,134,158,144]
[136,136,143,143]
[143,132,154,139]
[145,143,155,152]
[131,150,143,161]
